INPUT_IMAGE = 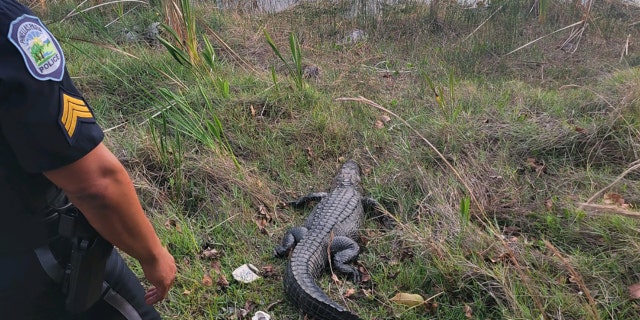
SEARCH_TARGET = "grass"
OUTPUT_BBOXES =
[29,0,640,319]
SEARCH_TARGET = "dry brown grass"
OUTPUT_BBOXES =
[43,1,640,318]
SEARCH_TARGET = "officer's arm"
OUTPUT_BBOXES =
[43,142,176,304]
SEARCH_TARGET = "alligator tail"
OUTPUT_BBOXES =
[284,267,361,320]
[284,249,361,320]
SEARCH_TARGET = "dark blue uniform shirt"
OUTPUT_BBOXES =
[0,4,161,320]
[0,0,104,251]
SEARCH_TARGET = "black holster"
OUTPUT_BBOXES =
[57,204,114,314]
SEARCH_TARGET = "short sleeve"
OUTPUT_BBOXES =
[0,2,104,173]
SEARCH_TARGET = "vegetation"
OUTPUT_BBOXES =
[31,0,640,319]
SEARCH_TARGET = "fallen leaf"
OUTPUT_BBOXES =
[202,247,221,260]
[489,252,509,263]
[399,246,415,262]
[217,274,230,288]
[604,193,626,207]
[305,147,314,157]
[261,265,277,278]
[358,265,371,283]
[359,234,371,247]
[568,275,578,284]
[331,273,342,285]
[182,289,192,295]
[387,270,400,279]
[424,301,438,313]
[235,307,249,319]
[374,119,385,129]
[545,199,553,211]
[255,218,269,235]
[389,292,424,307]
[211,260,222,274]
[380,114,391,123]
[464,304,473,318]
[250,105,256,117]
[344,288,356,298]
[202,273,213,287]
[526,158,545,173]
[164,219,182,232]
[575,126,588,134]
[503,226,521,235]
[258,204,270,217]
[181,256,191,267]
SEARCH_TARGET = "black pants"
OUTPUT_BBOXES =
[0,245,161,320]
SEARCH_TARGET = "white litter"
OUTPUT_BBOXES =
[232,263,261,283]
[252,311,271,320]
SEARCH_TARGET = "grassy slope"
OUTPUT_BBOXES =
[35,1,640,319]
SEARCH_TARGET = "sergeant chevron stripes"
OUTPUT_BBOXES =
[61,93,93,138]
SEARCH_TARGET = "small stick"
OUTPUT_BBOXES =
[578,203,640,219]
[583,160,640,205]
[545,240,600,320]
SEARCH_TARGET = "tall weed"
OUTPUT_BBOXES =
[264,30,305,91]
[157,87,238,167]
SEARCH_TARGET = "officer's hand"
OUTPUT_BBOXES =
[140,246,176,305]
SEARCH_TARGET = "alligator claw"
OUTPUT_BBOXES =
[287,200,303,208]
[351,269,361,283]
[274,246,288,258]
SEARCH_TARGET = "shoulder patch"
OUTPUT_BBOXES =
[60,92,96,143]
[8,14,65,81]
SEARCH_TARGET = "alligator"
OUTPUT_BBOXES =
[274,160,382,320]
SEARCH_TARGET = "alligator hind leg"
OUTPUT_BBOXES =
[329,236,361,283]
[274,227,308,258]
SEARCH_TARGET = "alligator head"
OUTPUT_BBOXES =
[331,160,361,190]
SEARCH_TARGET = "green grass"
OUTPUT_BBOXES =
[30,0,640,319]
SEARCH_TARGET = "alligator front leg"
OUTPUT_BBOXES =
[362,197,380,210]
[288,192,328,208]
[363,197,395,229]
[274,227,308,257]
[329,236,361,283]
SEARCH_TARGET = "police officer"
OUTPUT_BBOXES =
[0,1,176,319]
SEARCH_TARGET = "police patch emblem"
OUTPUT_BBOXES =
[8,15,65,81]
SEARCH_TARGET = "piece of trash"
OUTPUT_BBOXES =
[252,311,271,320]
[232,264,261,283]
